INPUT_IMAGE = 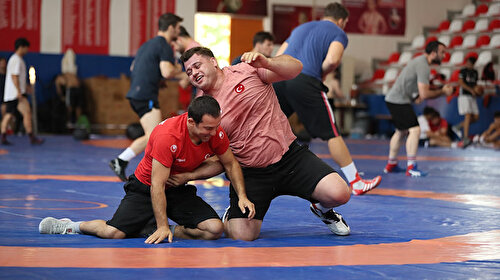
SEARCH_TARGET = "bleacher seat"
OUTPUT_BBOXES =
[473,18,489,33]
[449,35,463,48]
[476,35,491,48]
[475,4,489,16]
[461,34,477,49]
[449,69,461,82]
[476,50,492,67]
[410,35,425,49]
[486,3,500,16]
[438,34,450,47]
[440,68,451,80]
[424,36,438,47]
[441,52,451,64]
[448,51,464,65]
[370,69,386,83]
[381,52,400,65]
[460,4,476,17]
[436,20,450,33]
[461,20,475,32]
[487,34,500,48]
[488,19,500,31]
[397,51,412,65]
[448,19,463,33]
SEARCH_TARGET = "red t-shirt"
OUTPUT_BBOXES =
[429,118,448,132]
[134,113,229,186]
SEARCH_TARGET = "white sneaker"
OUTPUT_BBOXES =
[309,204,350,236]
[39,217,78,234]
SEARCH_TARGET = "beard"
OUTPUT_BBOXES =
[431,58,442,65]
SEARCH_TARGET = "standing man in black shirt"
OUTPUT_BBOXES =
[110,13,183,181]
[455,57,481,148]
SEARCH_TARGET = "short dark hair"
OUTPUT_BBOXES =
[158,13,183,32]
[466,56,477,64]
[188,95,221,124]
[423,106,439,118]
[494,111,500,118]
[179,26,191,38]
[14,37,30,50]
[324,3,349,20]
[180,47,215,63]
[425,40,445,54]
[253,31,274,46]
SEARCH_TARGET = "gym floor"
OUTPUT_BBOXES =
[0,135,499,279]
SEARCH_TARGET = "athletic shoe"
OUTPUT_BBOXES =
[451,125,462,139]
[109,158,128,181]
[1,139,12,145]
[383,163,404,173]
[309,204,350,236]
[406,164,427,177]
[221,206,230,223]
[461,138,472,149]
[39,217,77,234]
[30,137,44,145]
[351,174,381,195]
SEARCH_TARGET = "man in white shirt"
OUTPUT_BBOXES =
[1,37,43,145]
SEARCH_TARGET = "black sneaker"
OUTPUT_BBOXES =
[109,158,128,181]
[310,204,350,236]
[462,138,472,149]
[30,137,45,145]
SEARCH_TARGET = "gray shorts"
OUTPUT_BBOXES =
[458,95,479,115]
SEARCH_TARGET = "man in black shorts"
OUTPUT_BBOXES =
[1,38,43,145]
[181,47,351,241]
[273,3,381,195]
[384,41,453,177]
[39,96,255,244]
[109,13,184,181]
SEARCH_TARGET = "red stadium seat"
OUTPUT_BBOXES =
[488,19,500,31]
[461,20,475,32]
[381,52,400,65]
[370,69,385,82]
[474,4,488,16]
[476,35,490,48]
[449,35,463,49]
[449,69,461,82]
[436,20,450,32]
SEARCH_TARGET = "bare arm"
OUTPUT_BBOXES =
[217,148,255,219]
[275,42,288,56]
[145,159,173,244]
[418,82,453,100]
[159,61,181,79]
[322,42,344,77]
[11,75,22,98]
[166,156,224,187]
[240,52,302,84]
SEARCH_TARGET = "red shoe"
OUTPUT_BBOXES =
[383,163,404,173]
[351,174,381,195]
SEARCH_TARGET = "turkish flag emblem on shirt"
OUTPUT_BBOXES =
[234,83,245,94]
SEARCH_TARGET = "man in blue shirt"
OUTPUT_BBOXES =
[273,3,381,199]
[110,13,183,181]
[231,31,274,65]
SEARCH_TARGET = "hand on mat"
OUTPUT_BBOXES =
[240,52,269,69]
[238,197,256,220]
[145,226,173,244]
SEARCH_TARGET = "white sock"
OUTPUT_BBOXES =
[69,221,82,234]
[118,148,136,162]
[341,162,358,183]
[314,202,331,213]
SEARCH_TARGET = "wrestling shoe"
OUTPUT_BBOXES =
[309,204,350,236]
[39,217,77,234]
[221,206,230,222]
[109,158,128,181]
[351,174,381,195]
[30,137,45,145]
[406,164,427,177]
[383,163,404,174]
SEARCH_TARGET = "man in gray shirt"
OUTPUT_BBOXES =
[384,41,453,177]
